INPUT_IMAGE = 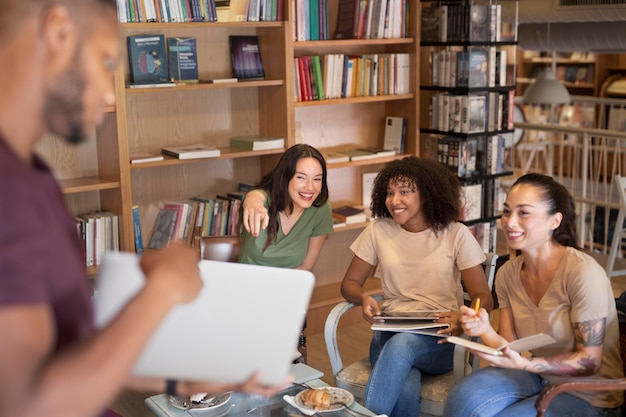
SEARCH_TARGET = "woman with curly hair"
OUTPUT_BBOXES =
[238,144,333,270]
[341,156,493,417]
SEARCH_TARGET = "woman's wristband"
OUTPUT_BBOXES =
[166,379,178,396]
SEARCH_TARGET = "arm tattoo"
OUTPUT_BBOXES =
[574,318,606,347]
[524,318,606,376]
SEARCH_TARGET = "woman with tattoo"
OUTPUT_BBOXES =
[444,173,624,417]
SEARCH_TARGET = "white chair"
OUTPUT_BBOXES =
[606,174,626,279]
[324,253,499,417]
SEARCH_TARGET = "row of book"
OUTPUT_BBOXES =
[116,0,219,23]
[430,90,515,134]
[421,2,503,43]
[294,53,410,102]
[334,0,409,40]
[467,220,497,253]
[146,191,247,250]
[74,211,120,268]
[431,48,508,89]
[128,34,265,87]
[437,135,506,179]
[459,177,501,223]
[293,0,330,41]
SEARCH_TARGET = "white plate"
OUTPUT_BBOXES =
[168,392,231,411]
[294,387,355,412]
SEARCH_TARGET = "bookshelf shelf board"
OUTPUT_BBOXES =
[421,40,517,47]
[130,147,285,169]
[526,57,595,64]
[295,94,413,107]
[125,79,283,93]
[120,21,283,30]
[420,85,516,93]
[104,106,115,113]
[294,37,414,50]
[58,177,121,194]
[326,154,405,169]
[517,78,593,89]
[420,128,515,137]
[332,221,370,233]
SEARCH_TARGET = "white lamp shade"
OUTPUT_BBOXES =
[523,68,571,105]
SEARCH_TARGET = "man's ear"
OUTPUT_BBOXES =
[39,4,78,68]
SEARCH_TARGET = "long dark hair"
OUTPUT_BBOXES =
[371,156,460,233]
[255,144,329,249]
[512,173,578,248]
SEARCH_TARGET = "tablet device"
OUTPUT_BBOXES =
[94,252,314,386]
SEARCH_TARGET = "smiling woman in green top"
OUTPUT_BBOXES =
[238,144,333,270]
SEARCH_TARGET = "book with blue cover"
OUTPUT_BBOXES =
[127,34,170,85]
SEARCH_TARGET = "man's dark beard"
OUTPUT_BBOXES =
[43,58,87,145]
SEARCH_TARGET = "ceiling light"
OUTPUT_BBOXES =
[522,67,571,105]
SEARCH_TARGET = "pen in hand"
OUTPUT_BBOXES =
[474,297,480,318]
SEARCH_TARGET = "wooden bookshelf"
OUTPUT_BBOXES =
[37,2,421,322]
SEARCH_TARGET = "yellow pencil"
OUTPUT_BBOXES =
[474,298,481,317]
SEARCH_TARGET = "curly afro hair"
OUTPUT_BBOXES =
[370,156,461,233]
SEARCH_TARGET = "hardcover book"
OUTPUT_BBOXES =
[322,151,350,164]
[167,37,199,84]
[129,152,164,164]
[460,182,483,222]
[229,136,284,151]
[147,208,178,250]
[162,143,221,160]
[127,34,170,85]
[467,49,488,88]
[383,116,406,154]
[229,36,265,80]
[332,205,367,224]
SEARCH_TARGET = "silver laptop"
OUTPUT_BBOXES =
[94,252,314,386]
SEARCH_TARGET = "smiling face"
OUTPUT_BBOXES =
[385,176,427,232]
[287,157,324,211]
[501,183,563,253]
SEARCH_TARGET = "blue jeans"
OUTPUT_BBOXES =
[443,366,621,417]
[363,331,454,417]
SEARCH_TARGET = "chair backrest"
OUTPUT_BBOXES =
[194,235,241,262]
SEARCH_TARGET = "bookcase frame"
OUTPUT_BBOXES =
[418,0,519,253]
[37,2,420,332]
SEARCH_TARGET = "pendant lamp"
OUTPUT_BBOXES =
[522,67,571,105]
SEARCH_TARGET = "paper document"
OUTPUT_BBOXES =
[446,333,557,356]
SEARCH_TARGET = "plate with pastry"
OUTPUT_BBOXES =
[294,387,354,412]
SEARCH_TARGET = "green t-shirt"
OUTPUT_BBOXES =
[238,193,333,268]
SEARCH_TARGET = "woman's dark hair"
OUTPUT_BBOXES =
[512,173,578,248]
[371,156,460,233]
[254,144,329,249]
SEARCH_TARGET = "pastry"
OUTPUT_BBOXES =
[300,388,331,410]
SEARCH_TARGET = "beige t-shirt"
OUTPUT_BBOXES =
[496,247,624,408]
[350,219,486,312]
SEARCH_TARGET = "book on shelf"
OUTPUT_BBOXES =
[341,148,383,162]
[467,48,488,88]
[167,37,199,84]
[332,205,367,225]
[129,152,164,164]
[229,35,265,81]
[162,144,221,160]
[322,150,350,164]
[229,136,285,151]
[362,171,378,209]
[127,34,170,86]
[460,182,483,222]
[383,116,406,154]
[334,0,358,39]
[446,333,557,356]
[332,217,347,229]
[420,2,441,42]
[355,147,396,158]
[147,208,178,250]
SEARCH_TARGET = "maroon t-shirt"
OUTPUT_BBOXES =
[0,137,96,376]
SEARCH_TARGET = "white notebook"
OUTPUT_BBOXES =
[94,252,314,385]
[446,333,557,356]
